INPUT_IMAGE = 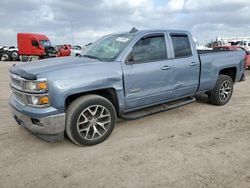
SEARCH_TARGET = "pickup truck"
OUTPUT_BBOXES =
[9,29,246,146]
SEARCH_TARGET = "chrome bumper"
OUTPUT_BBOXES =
[11,107,66,135]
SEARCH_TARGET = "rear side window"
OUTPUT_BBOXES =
[171,35,192,58]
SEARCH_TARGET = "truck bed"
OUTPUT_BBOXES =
[197,50,245,92]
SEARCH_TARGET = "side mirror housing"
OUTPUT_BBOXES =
[126,52,134,64]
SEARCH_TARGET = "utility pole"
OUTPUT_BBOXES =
[70,21,74,46]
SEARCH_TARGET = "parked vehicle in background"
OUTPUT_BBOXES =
[9,29,246,146]
[7,46,19,61]
[216,37,250,52]
[71,45,83,57]
[55,44,71,57]
[236,41,250,52]
[0,46,10,61]
[213,46,250,69]
[0,46,19,61]
[17,33,57,62]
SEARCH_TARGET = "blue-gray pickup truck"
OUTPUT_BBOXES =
[9,29,246,146]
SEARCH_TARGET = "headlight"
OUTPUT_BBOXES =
[25,80,47,92]
[26,95,49,106]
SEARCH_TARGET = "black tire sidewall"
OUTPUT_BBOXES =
[0,52,10,61]
[209,75,233,105]
[11,51,19,61]
[67,96,116,146]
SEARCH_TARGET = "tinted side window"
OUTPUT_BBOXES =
[132,35,167,63]
[171,35,192,58]
[31,40,39,48]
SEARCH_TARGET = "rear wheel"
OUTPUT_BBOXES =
[0,52,10,61]
[208,75,233,106]
[66,95,117,146]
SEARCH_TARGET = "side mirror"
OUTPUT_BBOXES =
[126,52,134,64]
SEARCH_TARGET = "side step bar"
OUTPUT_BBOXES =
[119,97,196,120]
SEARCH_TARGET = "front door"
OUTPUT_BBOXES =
[123,33,174,110]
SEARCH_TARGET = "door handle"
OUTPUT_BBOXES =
[161,65,171,70]
[190,62,198,66]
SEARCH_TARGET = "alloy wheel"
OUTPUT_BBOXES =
[76,105,111,140]
[219,80,232,102]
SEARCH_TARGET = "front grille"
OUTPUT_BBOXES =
[13,90,25,105]
[10,74,23,90]
[9,73,49,107]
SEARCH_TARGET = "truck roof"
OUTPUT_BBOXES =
[17,33,49,40]
[117,29,189,36]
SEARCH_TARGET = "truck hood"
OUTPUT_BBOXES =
[10,57,112,80]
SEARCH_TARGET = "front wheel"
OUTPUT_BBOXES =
[66,95,117,146]
[208,75,234,106]
[10,50,19,61]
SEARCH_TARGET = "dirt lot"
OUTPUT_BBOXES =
[0,61,250,188]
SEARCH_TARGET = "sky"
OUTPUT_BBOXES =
[0,0,250,46]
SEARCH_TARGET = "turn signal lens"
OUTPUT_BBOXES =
[37,82,47,90]
[38,96,49,104]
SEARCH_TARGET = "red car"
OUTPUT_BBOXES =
[213,46,250,69]
[56,44,71,57]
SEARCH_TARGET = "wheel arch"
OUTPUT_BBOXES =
[219,67,237,82]
[65,88,120,114]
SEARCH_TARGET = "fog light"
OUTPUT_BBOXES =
[31,118,43,127]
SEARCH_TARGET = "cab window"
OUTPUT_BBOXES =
[31,40,39,48]
[171,34,192,58]
[131,34,167,63]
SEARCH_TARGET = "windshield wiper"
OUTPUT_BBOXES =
[83,55,100,60]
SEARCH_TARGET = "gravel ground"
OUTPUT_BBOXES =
[0,61,250,188]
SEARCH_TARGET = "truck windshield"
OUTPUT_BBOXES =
[82,35,132,61]
[40,40,51,47]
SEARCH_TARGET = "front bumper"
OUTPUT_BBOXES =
[10,97,66,142]
[11,107,65,135]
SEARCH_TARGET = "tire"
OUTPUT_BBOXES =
[66,95,117,146]
[208,75,234,106]
[10,50,19,61]
[0,52,10,61]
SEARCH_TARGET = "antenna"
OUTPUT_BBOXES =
[130,27,138,33]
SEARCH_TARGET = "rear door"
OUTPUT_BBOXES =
[122,33,174,110]
[168,33,200,98]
